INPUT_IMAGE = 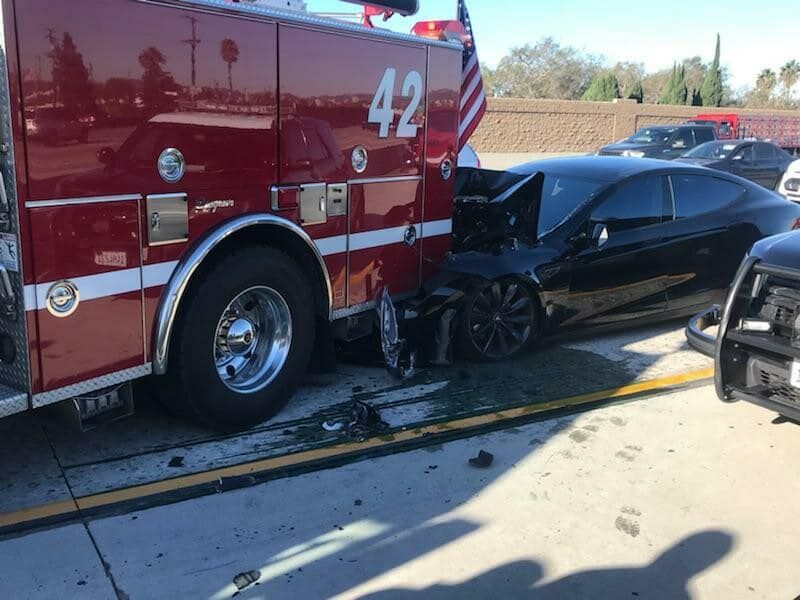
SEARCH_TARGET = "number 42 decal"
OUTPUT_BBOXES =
[369,68,423,139]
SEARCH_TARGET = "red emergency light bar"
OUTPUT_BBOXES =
[341,0,418,16]
[411,20,471,45]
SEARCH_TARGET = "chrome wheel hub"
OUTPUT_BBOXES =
[214,286,292,394]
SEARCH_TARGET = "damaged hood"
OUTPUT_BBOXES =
[453,167,544,253]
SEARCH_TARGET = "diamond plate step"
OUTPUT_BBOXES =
[0,382,27,418]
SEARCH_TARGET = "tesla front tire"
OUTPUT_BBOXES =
[457,278,539,361]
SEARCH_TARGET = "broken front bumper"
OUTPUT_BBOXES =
[686,305,720,358]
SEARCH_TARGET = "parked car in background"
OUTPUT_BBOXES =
[778,158,800,201]
[445,156,800,361]
[687,230,800,421]
[597,124,716,160]
[24,107,90,144]
[676,140,794,190]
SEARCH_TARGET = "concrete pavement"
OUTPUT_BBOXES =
[2,383,797,600]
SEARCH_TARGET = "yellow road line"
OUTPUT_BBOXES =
[0,367,713,530]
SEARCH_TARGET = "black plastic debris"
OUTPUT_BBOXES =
[216,475,256,493]
[347,400,389,442]
[232,570,261,591]
[377,287,417,379]
[167,456,184,468]
[468,450,494,468]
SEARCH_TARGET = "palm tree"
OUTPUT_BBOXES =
[756,69,777,94]
[779,60,800,103]
[220,38,239,94]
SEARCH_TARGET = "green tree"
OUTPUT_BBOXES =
[699,34,723,107]
[627,79,644,103]
[779,59,800,104]
[659,63,688,105]
[489,37,602,99]
[581,72,620,101]
[690,88,703,106]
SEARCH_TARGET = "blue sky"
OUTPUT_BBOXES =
[307,1,800,90]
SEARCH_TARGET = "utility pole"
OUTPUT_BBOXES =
[182,15,201,90]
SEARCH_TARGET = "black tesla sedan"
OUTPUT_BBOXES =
[676,140,794,190]
[443,156,800,361]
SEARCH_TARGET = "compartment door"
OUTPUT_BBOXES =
[29,198,144,394]
[278,25,427,309]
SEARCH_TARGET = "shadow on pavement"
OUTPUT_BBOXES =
[358,531,734,600]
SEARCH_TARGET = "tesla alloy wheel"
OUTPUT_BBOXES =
[162,245,315,430]
[458,278,538,361]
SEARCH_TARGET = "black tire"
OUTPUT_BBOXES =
[456,277,539,362]
[161,245,315,430]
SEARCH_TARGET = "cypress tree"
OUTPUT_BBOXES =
[700,34,723,107]
[582,72,621,101]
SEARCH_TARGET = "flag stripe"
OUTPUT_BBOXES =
[458,0,486,151]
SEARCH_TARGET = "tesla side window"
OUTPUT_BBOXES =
[590,176,664,233]
[672,175,745,219]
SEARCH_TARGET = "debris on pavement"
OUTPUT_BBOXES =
[232,570,261,591]
[216,475,257,493]
[167,456,184,468]
[468,450,494,468]
[347,399,389,442]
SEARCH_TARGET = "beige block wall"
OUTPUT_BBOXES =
[471,98,800,154]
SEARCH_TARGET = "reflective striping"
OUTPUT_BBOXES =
[142,261,179,288]
[34,267,141,309]
[350,223,419,252]
[314,235,347,257]
[25,194,142,209]
[23,285,36,311]
[25,261,179,312]
[421,219,453,238]
[22,219,452,310]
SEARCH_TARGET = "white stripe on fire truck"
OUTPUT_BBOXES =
[24,262,178,312]
[22,220,452,311]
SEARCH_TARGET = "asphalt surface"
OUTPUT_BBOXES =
[2,381,797,600]
[1,322,709,521]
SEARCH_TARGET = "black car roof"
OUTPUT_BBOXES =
[510,155,711,182]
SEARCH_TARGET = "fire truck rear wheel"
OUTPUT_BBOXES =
[163,246,315,430]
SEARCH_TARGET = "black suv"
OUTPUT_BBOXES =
[599,124,717,160]
[688,230,800,421]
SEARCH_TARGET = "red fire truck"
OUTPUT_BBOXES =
[0,0,466,429]
[689,113,800,152]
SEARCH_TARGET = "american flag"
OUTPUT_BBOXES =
[458,0,487,151]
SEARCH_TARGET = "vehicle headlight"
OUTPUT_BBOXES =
[622,150,645,158]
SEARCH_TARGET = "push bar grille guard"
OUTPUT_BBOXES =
[687,257,800,420]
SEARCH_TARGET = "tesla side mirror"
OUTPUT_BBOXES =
[97,146,115,165]
[591,223,609,248]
